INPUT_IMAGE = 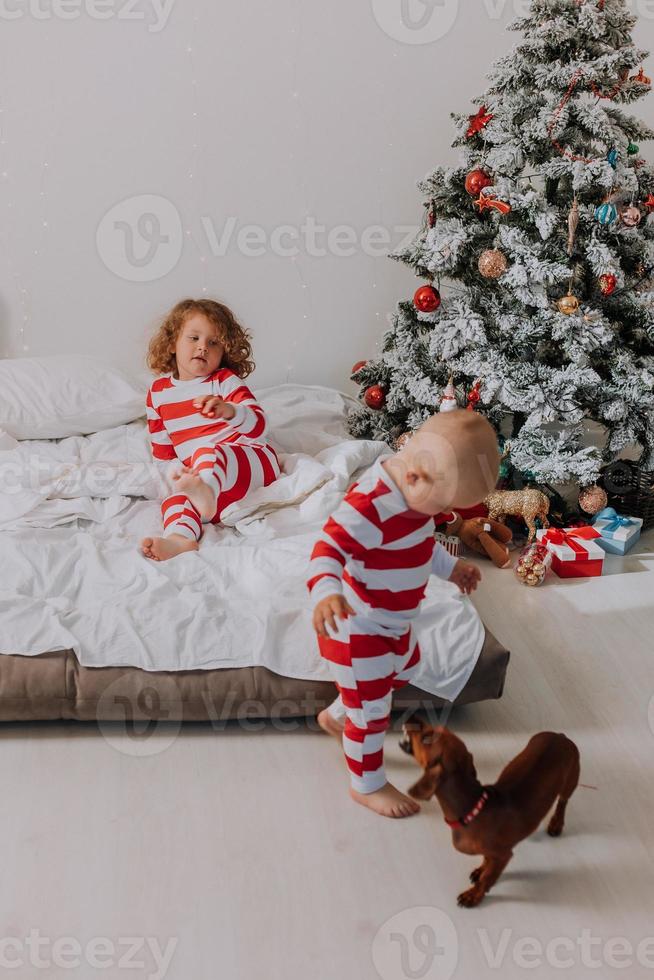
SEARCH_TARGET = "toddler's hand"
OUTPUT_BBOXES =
[312,595,355,638]
[449,559,481,595]
[193,395,236,420]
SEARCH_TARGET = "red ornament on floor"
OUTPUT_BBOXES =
[599,273,617,296]
[364,385,386,410]
[465,169,493,196]
[351,360,368,375]
[413,285,442,313]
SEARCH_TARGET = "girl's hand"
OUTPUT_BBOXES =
[312,595,355,637]
[193,395,236,420]
[449,559,482,595]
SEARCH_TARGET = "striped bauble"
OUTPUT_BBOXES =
[594,202,618,225]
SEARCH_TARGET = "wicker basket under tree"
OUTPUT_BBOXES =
[600,460,654,531]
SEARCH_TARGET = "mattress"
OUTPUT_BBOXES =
[0,627,509,722]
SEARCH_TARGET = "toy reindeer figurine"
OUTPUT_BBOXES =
[484,488,550,543]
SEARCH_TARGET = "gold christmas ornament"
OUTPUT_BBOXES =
[478,248,508,279]
[557,293,580,315]
[514,544,551,587]
[395,431,413,451]
[578,484,608,515]
[621,205,642,228]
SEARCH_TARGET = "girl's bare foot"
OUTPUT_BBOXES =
[173,471,217,520]
[141,535,199,561]
[317,709,345,738]
[350,783,421,818]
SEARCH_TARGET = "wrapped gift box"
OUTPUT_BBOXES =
[592,507,643,556]
[435,531,460,558]
[536,526,605,578]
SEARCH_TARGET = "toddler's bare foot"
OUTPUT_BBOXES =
[173,471,216,520]
[141,535,198,562]
[349,783,421,819]
[317,709,345,738]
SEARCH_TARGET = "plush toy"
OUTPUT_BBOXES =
[484,488,550,543]
[447,513,513,569]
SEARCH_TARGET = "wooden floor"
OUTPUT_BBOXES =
[2,530,653,980]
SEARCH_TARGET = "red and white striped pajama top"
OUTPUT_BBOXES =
[146,368,280,538]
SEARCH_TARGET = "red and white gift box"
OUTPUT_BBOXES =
[536,526,605,578]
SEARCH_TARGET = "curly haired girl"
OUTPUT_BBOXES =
[141,298,281,562]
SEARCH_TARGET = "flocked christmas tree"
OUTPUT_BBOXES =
[348,0,654,492]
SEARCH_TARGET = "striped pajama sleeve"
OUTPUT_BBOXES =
[217,374,268,442]
[307,524,349,603]
[146,388,177,464]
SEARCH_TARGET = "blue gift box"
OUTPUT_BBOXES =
[592,508,643,556]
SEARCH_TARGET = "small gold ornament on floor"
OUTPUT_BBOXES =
[558,293,581,315]
[514,543,552,587]
[578,484,608,515]
[478,249,508,279]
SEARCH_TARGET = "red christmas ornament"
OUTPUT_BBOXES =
[351,360,367,375]
[631,66,651,86]
[364,385,386,411]
[643,194,654,212]
[428,201,437,228]
[467,379,482,411]
[413,284,442,313]
[599,273,617,296]
[474,193,512,216]
[465,169,493,196]
[466,106,493,138]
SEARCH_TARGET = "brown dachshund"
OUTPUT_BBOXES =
[400,719,580,907]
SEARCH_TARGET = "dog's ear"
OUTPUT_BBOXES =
[408,762,443,800]
[403,711,429,734]
[440,732,477,779]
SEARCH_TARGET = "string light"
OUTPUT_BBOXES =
[184,13,208,295]
[1,104,33,353]
[284,0,314,382]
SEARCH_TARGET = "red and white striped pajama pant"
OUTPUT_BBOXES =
[318,614,420,794]
[161,442,281,542]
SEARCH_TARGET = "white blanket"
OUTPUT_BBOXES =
[0,385,483,699]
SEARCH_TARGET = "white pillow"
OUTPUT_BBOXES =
[0,355,147,439]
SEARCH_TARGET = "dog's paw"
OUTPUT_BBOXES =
[469,866,483,884]
[547,820,563,837]
[457,886,484,908]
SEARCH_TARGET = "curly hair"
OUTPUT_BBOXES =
[146,298,255,379]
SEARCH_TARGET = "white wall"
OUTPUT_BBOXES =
[1,0,653,390]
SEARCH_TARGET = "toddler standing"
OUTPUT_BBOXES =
[141,298,280,562]
[307,410,499,818]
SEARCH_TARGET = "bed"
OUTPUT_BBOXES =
[0,376,509,722]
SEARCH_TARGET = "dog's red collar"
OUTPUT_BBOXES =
[445,790,489,830]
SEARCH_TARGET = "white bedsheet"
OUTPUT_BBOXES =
[0,385,484,700]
